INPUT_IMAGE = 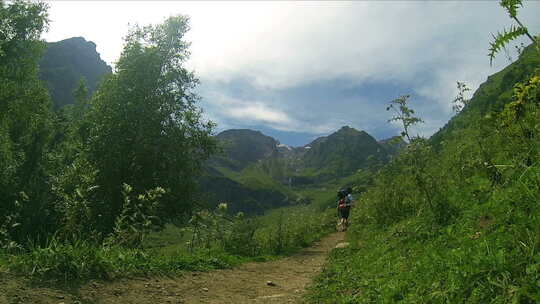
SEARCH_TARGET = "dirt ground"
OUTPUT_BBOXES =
[0,232,344,304]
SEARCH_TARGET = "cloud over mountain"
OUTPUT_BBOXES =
[44,1,540,145]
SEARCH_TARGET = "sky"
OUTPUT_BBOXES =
[42,1,540,146]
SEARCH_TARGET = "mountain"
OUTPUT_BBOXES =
[301,126,390,176]
[211,129,280,171]
[39,37,112,109]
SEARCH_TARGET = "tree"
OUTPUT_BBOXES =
[0,0,54,244]
[85,16,218,233]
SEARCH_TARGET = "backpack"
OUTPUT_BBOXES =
[338,197,347,209]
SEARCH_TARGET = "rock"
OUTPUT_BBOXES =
[202,287,209,292]
[259,294,286,299]
[266,281,276,286]
[334,242,350,249]
[56,295,65,299]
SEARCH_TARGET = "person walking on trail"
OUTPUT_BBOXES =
[337,187,354,231]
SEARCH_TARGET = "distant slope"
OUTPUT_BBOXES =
[39,37,112,109]
[378,136,407,156]
[211,129,280,171]
[199,175,290,215]
[302,126,390,177]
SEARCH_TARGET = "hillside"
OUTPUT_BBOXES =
[431,43,540,145]
[211,129,280,171]
[308,43,540,303]
[302,126,390,177]
[39,37,112,109]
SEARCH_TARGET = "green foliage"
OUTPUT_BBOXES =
[384,95,455,226]
[3,204,334,282]
[0,0,56,244]
[452,81,471,113]
[85,16,218,234]
[488,0,536,66]
[489,25,529,65]
[0,193,26,252]
[2,3,219,258]
[180,204,335,257]
[500,0,522,18]
[387,95,424,142]
[7,236,244,282]
[106,184,165,248]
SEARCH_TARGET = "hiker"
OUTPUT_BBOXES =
[337,187,354,231]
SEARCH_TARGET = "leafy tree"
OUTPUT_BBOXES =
[0,0,55,244]
[85,16,218,234]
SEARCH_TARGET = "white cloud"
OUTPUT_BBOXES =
[200,90,341,134]
[226,103,292,125]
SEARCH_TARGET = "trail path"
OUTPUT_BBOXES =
[1,232,344,304]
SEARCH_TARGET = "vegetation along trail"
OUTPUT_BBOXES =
[0,232,344,304]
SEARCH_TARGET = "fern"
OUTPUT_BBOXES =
[488,25,528,66]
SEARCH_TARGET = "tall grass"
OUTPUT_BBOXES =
[2,204,335,282]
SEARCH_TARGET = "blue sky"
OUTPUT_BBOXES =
[43,1,540,146]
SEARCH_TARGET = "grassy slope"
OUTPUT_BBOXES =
[431,44,540,146]
[308,173,540,303]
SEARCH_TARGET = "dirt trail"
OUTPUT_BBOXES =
[1,232,344,304]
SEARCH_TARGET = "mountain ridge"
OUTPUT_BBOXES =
[39,36,112,109]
